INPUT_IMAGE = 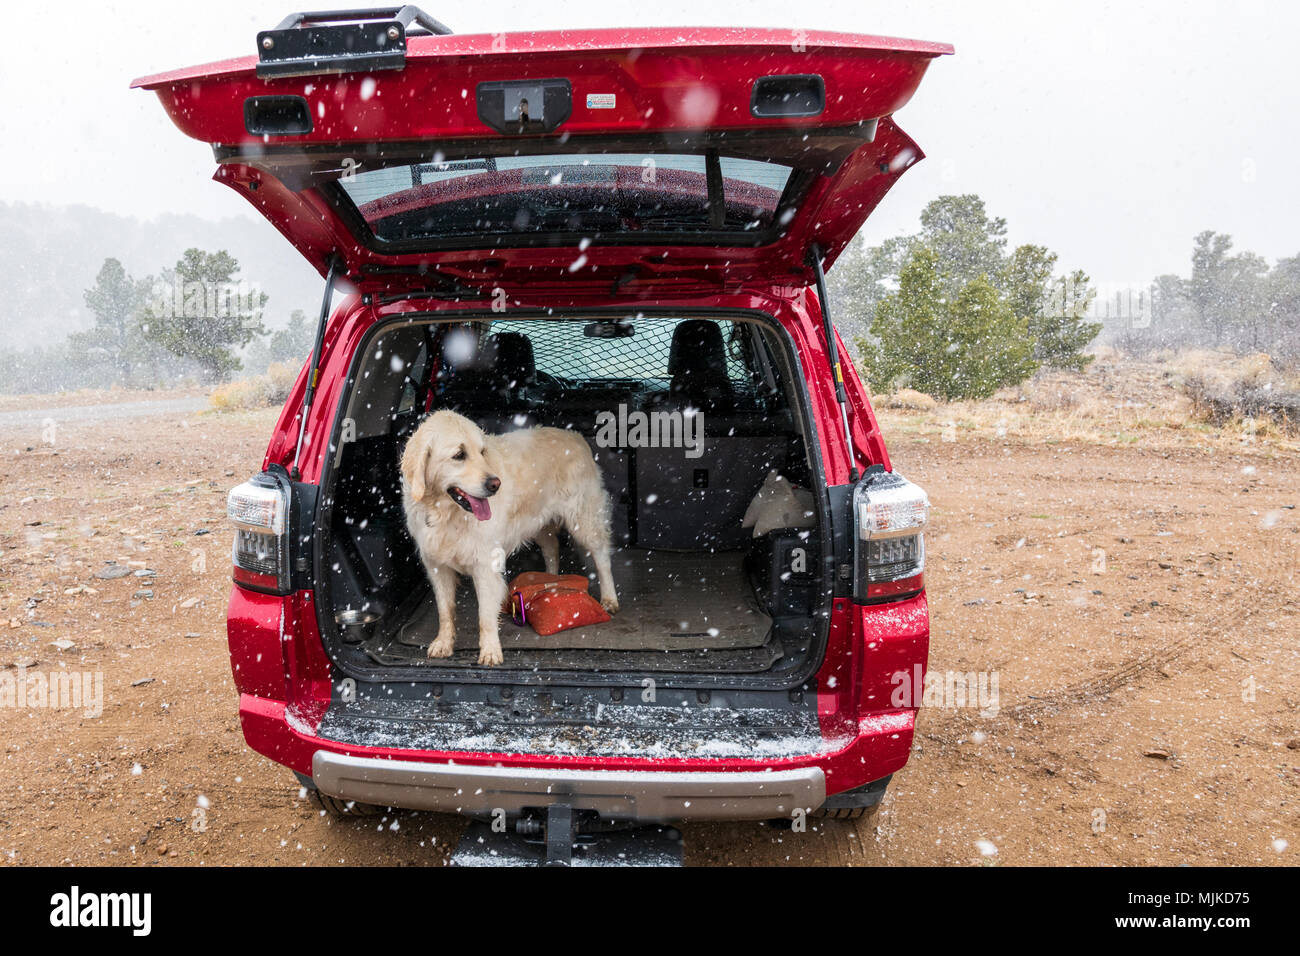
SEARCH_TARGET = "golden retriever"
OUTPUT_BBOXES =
[400,409,619,665]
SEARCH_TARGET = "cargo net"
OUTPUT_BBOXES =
[480,316,754,383]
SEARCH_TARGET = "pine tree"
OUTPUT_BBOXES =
[863,246,1038,400]
[844,196,1097,395]
[269,309,313,364]
[141,249,267,383]
[1003,245,1100,371]
[73,258,147,383]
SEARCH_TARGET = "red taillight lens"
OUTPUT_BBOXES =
[853,472,929,603]
[228,474,291,595]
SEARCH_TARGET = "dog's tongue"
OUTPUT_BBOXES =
[465,493,492,521]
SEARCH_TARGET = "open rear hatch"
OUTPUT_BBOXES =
[132,11,951,291]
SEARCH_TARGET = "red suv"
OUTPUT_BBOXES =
[135,8,949,863]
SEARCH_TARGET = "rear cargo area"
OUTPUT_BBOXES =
[364,546,798,676]
[317,312,827,683]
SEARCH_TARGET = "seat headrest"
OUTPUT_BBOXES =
[666,320,735,401]
[482,331,536,388]
[667,320,727,379]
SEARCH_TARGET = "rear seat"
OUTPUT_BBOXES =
[634,434,788,551]
[631,320,793,551]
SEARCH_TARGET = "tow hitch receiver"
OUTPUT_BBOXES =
[451,804,684,867]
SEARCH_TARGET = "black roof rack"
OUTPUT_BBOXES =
[256,6,453,79]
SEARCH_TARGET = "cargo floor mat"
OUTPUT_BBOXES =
[364,550,778,671]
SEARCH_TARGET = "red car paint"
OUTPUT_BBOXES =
[138,24,948,805]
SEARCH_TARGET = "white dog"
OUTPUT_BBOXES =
[400,409,619,665]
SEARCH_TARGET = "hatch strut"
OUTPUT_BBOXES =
[291,256,343,481]
[809,244,860,483]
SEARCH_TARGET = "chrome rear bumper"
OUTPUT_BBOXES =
[312,751,826,822]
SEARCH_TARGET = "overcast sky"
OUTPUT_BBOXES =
[0,0,1295,286]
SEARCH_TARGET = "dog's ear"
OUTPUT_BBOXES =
[400,430,431,502]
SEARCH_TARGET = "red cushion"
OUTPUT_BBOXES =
[526,587,611,636]
[502,572,591,616]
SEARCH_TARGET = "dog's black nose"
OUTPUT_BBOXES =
[484,476,501,495]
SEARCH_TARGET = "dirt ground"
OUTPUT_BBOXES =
[0,390,1296,866]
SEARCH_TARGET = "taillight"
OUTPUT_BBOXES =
[228,472,291,594]
[852,471,929,603]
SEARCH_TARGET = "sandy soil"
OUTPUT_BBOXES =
[0,394,1296,866]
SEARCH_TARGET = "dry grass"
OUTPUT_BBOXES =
[880,388,940,411]
[208,362,299,412]
[1165,350,1300,434]
[870,350,1300,453]
[1161,348,1278,387]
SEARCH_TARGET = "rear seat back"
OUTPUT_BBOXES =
[634,435,787,551]
[438,330,547,432]
[662,319,736,413]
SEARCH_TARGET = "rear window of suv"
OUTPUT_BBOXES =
[337,153,795,242]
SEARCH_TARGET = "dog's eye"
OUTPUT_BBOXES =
[452,448,467,461]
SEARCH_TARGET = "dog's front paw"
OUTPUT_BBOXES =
[600,594,620,615]
[427,635,455,658]
[477,639,504,667]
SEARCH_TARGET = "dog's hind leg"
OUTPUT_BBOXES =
[472,565,508,666]
[568,512,619,615]
[426,563,459,658]
[535,524,560,575]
